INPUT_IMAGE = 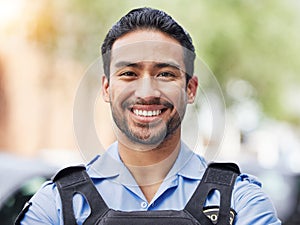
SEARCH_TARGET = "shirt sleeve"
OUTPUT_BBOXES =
[233,173,282,225]
[19,181,61,225]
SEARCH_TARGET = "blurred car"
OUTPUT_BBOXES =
[281,174,300,225]
[0,152,58,225]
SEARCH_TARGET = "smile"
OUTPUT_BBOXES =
[132,109,162,117]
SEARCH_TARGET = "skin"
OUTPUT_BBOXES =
[102,29,198,202]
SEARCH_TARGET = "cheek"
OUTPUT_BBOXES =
[109,82,125,98]
[159,82,187,105]
[109,82,135,107]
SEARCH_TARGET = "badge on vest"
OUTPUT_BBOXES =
[203,206,236,225]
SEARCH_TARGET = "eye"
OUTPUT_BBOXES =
[158,72,175,77]
[157,72,176,79]
[120,71,137,77]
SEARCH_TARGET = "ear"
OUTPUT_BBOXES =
[102,75,110,103]
[187,76,198,104]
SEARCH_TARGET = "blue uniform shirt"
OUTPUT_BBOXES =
[20,141,281,224]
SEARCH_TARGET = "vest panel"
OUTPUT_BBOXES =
[96,210,200,225]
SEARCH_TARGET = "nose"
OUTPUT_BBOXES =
[134,77,161,99]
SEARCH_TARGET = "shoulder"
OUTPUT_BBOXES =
[233,173,264,201]
[32,180,61,210]
[232,173,281,224]
[19,178,62,224]
[20,164,91,224]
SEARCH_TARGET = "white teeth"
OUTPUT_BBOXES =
[133,109,162,117]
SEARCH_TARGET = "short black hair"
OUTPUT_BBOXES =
[101,7,196,80]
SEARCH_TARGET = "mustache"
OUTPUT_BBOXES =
[122,97,173,108]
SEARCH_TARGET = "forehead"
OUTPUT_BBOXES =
[110,30,185,68]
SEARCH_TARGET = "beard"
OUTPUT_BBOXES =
[111,98,186,146]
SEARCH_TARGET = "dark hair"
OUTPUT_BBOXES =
[101,7,196,81]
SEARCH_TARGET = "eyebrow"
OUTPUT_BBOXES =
[114,61,140,69]
[113,61,182,71]
[154,62,181,71]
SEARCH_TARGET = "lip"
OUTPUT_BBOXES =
[129,105,168,123]
[131,104,166,111]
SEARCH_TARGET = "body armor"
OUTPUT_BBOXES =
[53,163,240,225]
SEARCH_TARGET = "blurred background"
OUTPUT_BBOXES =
[0,0,300,224]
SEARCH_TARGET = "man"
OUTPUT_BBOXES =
[17,7,281,224]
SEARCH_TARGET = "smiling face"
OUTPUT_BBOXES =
[102,29,198,148]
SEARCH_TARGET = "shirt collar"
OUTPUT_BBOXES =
[87,141,207,181]
[167,141,207,180]
[87,141,125,179]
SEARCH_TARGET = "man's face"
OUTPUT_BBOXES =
[102,30,197,147]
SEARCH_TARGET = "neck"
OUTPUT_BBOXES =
[118,130,181,202]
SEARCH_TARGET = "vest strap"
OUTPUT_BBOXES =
[184,162,240,225]
[53,166,109,225]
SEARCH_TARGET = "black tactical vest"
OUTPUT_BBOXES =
[52,163,240,225]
